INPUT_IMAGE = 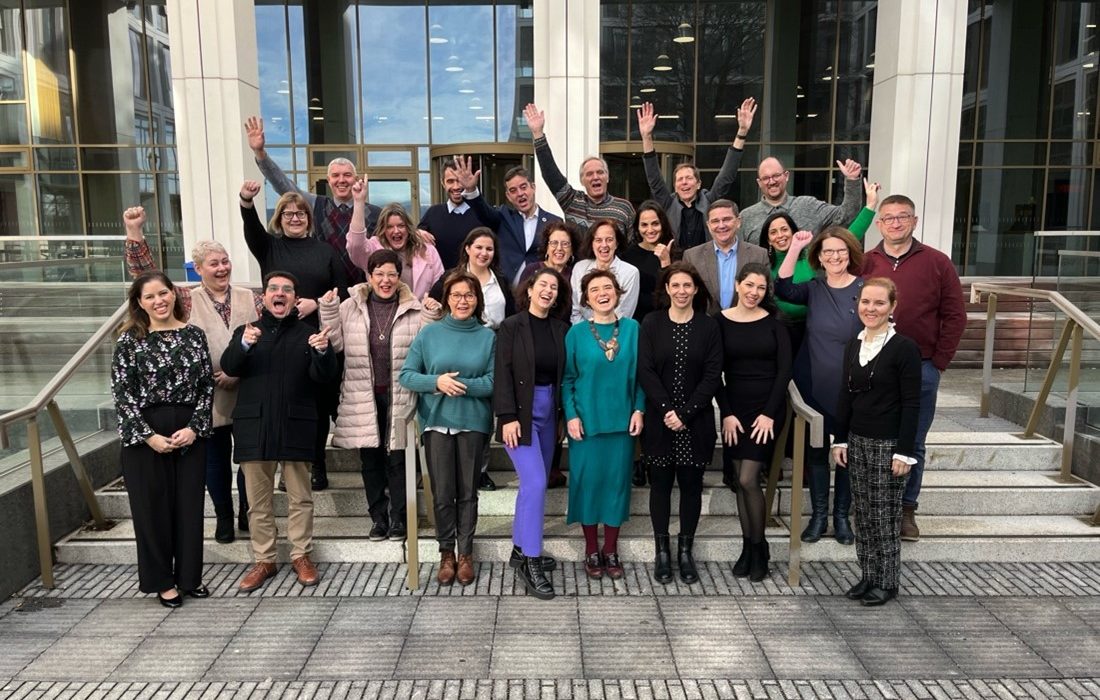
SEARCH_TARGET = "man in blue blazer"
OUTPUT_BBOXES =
[455,157,562,285]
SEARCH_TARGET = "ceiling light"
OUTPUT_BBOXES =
[714,114,736,119]
[639,86,657,94]
[673,22,694,43]
[445,55,463,72]
[458,80,475,94]
[309,97,323,111]
[312,116,323,121]
[653,54,672,72]
[429,24,448,44]
[468,97,483,111]
[807,113,818,118]
[1085,63,1096,68]
[657,115,678,119]
[599,115,619,120]
[865,63,875,69]
[475,116,495,121]
[276,80,289,95]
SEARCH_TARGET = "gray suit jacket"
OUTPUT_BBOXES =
[682,240,769,315]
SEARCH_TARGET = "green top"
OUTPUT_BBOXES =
[770,206,873,320]
[561,318,646,436]
[399,314,497,434]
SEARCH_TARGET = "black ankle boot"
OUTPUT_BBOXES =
[677,534,699,584]
[732,537,751,577]
[833,497,855,545]
[748,541,769,582]
[214,502,235,544]
[311,464,329,491]
[632,460,647,487]
[653,535,673,584]
[801,456,830,543]
[518,556,555,600]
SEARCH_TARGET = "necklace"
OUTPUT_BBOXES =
[588,319,620,361]
[370,298,399,341]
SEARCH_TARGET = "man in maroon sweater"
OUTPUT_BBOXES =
[863,194,966,541]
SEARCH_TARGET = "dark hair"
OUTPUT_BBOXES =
[119,272,186,339]
[879,194,916,211]
[503,166,533,185]
[706,198,739,218]
[760,211,799,268]
[515,267,569,317]
[441,270,485,323]
[733,262,777,315]
[262,270,300,291]
[538,220,580,263]
[367,248,403,277]
[269,192,313,236]
[632,200,674,248]
[579,268,624,309]
[807,225,864,274]
[656,261,712,314]
[579,219,627,260]
[440,158,459,177]
[457,226,503,275]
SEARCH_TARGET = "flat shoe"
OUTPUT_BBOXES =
[845,579,872,600]
[158,591,182,609]
[185,585,210,598]
[861,586,897,606]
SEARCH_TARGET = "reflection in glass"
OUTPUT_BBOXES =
[600,3,629,141]
[429,3,495,144]
[496,2,533,142]
[696,1,765,143]
[25,0,75,144]
[256,3,294,145]
[629,2,695,142]
[38,172,81,236]
[359,3,429,144]
[834,2,876,141]
[0,174,37,236]
[0,0,26,101]
[0,104,28,145]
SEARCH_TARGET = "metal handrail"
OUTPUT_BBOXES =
[0,300,126,588]
[782,379,825,586]
[970,283,1100,515]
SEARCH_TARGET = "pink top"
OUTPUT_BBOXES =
[347,227,445,300]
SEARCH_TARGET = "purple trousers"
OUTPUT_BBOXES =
[506,385,556,556]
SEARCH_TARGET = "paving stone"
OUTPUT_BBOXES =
[756,634,867,680]
[816,597,918,634]
[842,633,962,679]
[934,635,1059,678]
[235,599,338,638]
[978,598,1086,635]
[0,600,98,635]
[151,599,258,637]
[18,635,141,681]
[577,599,663,637]
[67,600,171,638]
[110,636,230,681]
[299,636,404,679]
[0,635,55,677]
[657,599,752,637]
[738,598,835,634]
[899,599,1010,637]
[409,599,499,635]
[204,635,316,681]
[395,635,492,679]
[580,635,674,679]
[494,598,579,635]
[1021,635,1100,678]
[1058,597,1100,632]
[323,599,418,636]
[665,634,772,679]
[488,634,583,678]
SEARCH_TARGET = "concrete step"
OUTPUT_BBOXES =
[54,513,1100,565]
[93,470,1100,519]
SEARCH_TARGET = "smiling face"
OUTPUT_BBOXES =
[528,271,559,316]
[505,174,536,216]
[447,281,477,321]
[673,164,701,204]
[580,158,608,200]
[706,206,741,248]
[859,284,896,333]
[197,250,232,294]
[585,274,619,314]
[665,271,696,311]
[370,262,400,300]
[442,167,465,205]
[138,279,177,324]
[327,162,356,201]
[756,157,789,201]
[545,230,573,268]
[767,218,794,252]
[637,209,663,246]
[590,224,618,265]
[875,202,918,248]
[735,272,768,310]
[263,276,298,318]
[465,235,495,271]
[382,213,409,251]
[818,235,852,277]
[280,203,310,238]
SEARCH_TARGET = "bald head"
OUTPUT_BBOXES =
[756,157,789,203]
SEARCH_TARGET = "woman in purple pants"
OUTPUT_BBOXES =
[493,268,570,599]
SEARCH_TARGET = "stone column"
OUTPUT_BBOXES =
[531,0,601,217]
[166,0,262,284]
[868,0,967,252]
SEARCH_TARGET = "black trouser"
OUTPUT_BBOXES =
[205,425,248,515]
[648,462,705,538]
[313,377,341,472]
[423,430,487,555]
[121,404,206,593]
[360,390,406,525]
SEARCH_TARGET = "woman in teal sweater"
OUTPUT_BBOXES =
[562,268,645,581]
[399,271,496,588]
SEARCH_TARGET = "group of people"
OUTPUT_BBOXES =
[110,100,965,608]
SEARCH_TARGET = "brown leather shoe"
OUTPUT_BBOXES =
[457,554,476,586]
[901,505,920,542]
[438,550,457,586]
[238,562,278,592]
[291,555,321,587]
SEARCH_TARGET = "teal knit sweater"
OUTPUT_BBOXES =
[399,314,497,434]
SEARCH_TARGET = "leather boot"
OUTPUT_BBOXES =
[901,505,920,541]
[518,556,555,600]
[748,541,769,582]
[833,476,855,545]
[438,551,457,586]
[311,464,329,491]
[800,456,830,543]
[456,554,476,586]
[732,537,751,577]
[214,502,235,544]
[677,534,699,585]
[653,535,673,584]
[632,460,647,487]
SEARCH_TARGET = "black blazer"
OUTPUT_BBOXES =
[636,310,724,462]
[492,310,568,445]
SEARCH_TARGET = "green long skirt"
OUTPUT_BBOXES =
[566,431,633,527]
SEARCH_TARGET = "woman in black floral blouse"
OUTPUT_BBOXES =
[112,271,214,608]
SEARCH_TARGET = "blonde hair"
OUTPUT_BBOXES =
[191,240,228,268]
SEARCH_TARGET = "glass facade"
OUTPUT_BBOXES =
[955,0,1100,277]
[0,0,180,282]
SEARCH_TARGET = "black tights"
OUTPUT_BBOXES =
[648,463,704,538]
[733,459,766,543]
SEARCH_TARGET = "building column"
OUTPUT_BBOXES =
[166,0,263,284]
[531,0,601,217]
[868,0,967,252]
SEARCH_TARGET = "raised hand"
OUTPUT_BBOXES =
[122,206,146,239]
[636,102,658,138]
[435,371,467,397]
[653,242,672,269]
[308,326,331,352]
[737,97,758,136]
[836,158,862,181]
[454,155,481,192]
[320,287,339,304]
[351,179,368,204]
[242,322,262,346]
[240,180,261,203]
[295,298,318,318]
[524,103,546,139]
[789,230,813,251]
[244,116,266,154]
[863,178,881,210]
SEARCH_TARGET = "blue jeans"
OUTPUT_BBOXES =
[902,360,941,508]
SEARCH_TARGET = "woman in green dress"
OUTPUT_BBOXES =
[562,268,645,581]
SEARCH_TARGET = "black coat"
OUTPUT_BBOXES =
[492,310,568,444]
[636,310,724,462]
[220,308,340,462]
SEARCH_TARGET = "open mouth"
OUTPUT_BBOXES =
[271,298,288,312]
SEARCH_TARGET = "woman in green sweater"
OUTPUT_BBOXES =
[399,271,496,588]
[562,269,646,581]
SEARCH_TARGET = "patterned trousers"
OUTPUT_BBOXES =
[848,433,909,590]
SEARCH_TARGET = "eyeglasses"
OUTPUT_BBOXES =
[820,248,849,259]
[758,172,787,183]
[547,240,571,249]
[266,284,295,293]
[281,211,308,221]
[878,214,914,226]
[448,292,477,301]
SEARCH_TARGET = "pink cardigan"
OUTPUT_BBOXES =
[347,227,445,300]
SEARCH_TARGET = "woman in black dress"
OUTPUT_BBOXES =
[111,272,214,607]
[620,200,679,322]
[717,262,791,581]
[637,262,723,585]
